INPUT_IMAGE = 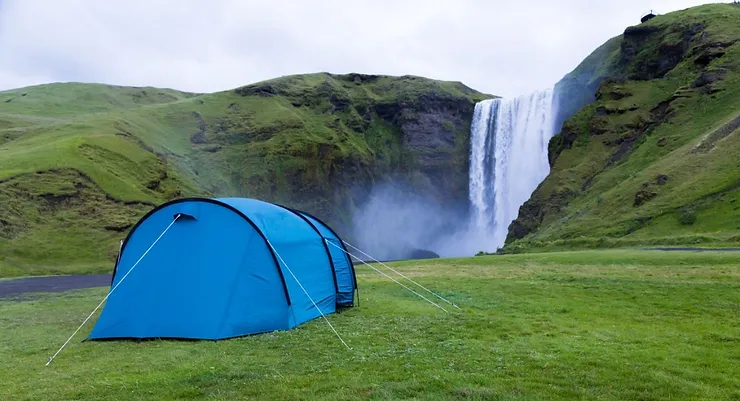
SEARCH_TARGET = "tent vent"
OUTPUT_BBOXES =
[174,213,196,221]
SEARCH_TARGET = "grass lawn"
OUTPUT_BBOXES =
[1,250,739,400]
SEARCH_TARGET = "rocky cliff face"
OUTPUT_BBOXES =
[374,92,476,203]
[222,73,490,234]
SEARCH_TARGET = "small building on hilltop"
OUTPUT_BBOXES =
[641,10,657,23]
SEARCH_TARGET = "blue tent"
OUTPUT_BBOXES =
[88,197,357,341]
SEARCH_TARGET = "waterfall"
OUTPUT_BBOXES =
[468,88,557,252]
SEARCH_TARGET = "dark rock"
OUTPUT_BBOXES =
[656,174,669,185]
[374,102,403,122]
[650,100,673,123]
[607,131,640,165]
[694,48,726,67]
[691,68,728,89]
[548,126,577,166]
[409,249,440,260]
[657,42,688,75]
[235,83,281,97]
[621,22,706,80]
[329,94,351,112]
[189,112,208,144]
[589,117,610,135]
[634,189,657,206]
[657,137,668,147]
[692,40,737,67]
[331,73,382,84]
[506,188,577,242]
[507,202,542,241]
[620,24,662,66]
[375,95,476,201]
[190,131,207,144]
[595,83,632,101]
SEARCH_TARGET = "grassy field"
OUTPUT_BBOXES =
[1,250,738,400]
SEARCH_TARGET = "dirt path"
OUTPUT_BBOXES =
[0,274,111,299]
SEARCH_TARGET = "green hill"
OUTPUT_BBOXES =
[505,3,740,252]
[0,74,491,277]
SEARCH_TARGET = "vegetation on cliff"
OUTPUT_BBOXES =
[505,3,740,252]
[0,74,491,277]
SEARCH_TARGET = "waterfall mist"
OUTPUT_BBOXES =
[350,181,472,261]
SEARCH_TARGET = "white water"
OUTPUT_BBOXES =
[468,88,557,252]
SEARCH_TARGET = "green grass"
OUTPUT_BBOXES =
[1,250,738,400]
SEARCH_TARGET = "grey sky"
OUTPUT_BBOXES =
[0,0,720,98]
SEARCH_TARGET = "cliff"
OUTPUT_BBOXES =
[504,3,740,252]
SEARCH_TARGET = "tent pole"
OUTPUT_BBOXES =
[341,241,460,309]
[45,215,181,366]
[326,241,448,313]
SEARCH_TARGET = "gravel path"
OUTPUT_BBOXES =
[0,274,111,299]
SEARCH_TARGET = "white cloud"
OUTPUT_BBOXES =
[0,0,723,98]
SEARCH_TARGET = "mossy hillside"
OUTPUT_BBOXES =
[0,74,491,277]
[505,3,740,252]
[0,83,197,117]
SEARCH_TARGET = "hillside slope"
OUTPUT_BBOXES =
[0,74,491,276]
[505,3,740,252]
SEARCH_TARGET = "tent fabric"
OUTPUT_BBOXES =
[296,211,357,306]
[88,197,357,341]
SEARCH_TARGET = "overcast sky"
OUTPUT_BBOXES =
[0,0,722,98]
